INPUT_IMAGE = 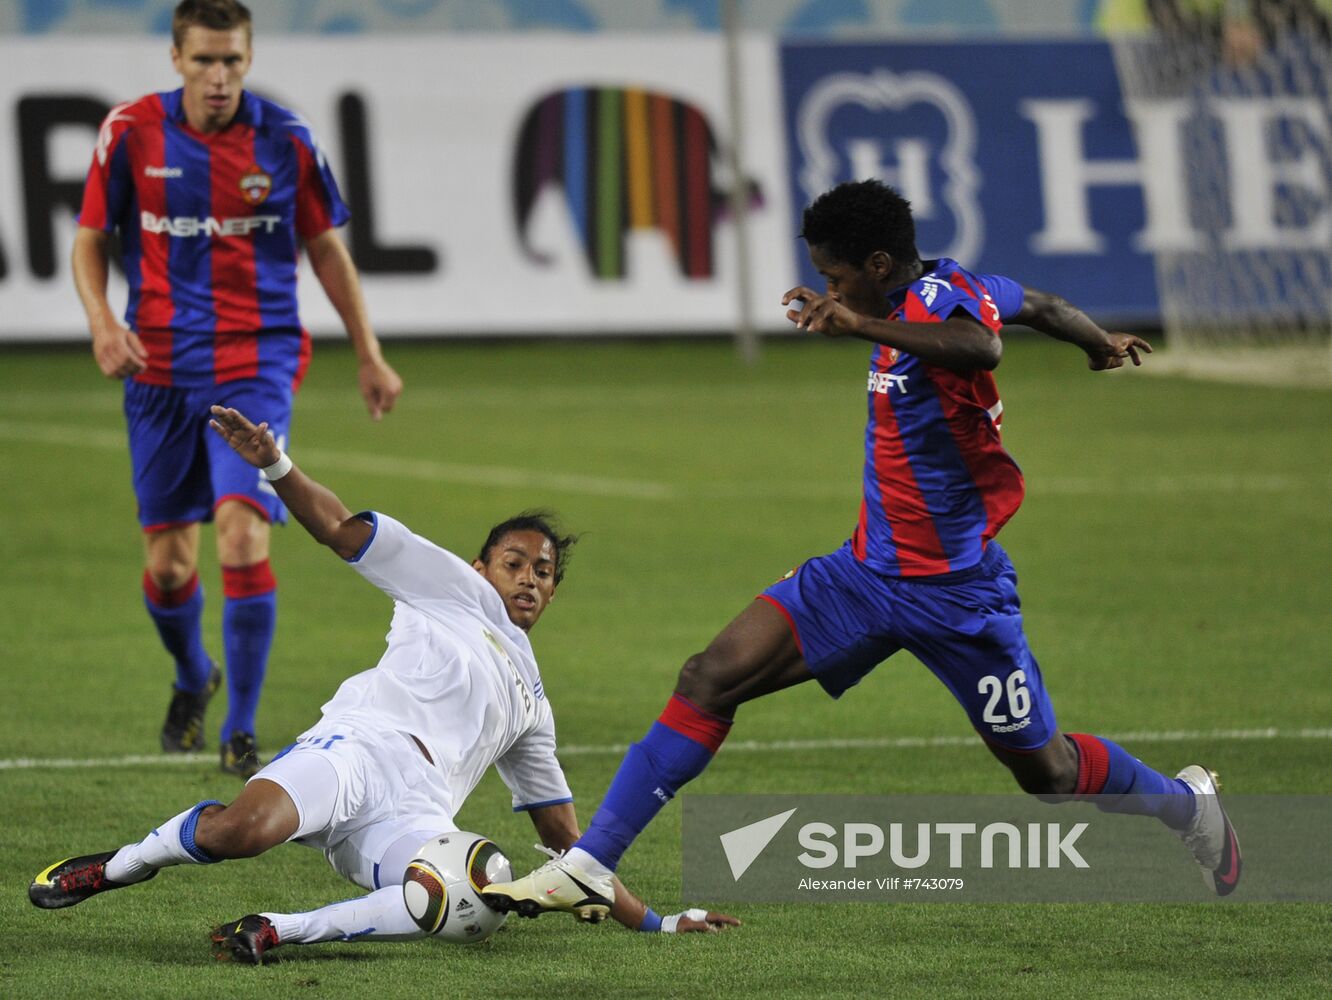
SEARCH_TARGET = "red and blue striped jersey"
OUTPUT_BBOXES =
[78,88,350,389]
[851,258,1026,578]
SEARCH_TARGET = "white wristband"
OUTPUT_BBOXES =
[660,908,710,934]
[260,451,293,482]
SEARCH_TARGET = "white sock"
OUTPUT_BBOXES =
[265,886,422,945]
[104,800,221,882]
[102,845,155,885]
[566,846,613,882]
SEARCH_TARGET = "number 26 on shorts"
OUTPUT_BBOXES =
[978,670,1031,724]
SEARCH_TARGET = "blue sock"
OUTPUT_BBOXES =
[1069,732,1195,830]
[219,563,277,741]
[143,571,211,692]
[577,698,730,871]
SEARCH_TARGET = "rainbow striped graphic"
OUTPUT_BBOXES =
[513,87,760,280]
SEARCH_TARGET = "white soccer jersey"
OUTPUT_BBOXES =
[311,512,572,815]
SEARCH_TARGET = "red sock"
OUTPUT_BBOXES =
[1067,732,1111,796]
[658,693,732,753]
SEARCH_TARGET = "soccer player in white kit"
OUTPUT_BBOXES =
[29,405,737,963]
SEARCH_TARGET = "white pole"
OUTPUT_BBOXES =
[723,0,760,365]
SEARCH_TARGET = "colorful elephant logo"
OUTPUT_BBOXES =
[513,87,763,280]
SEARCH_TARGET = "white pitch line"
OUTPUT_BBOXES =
[296,447,674,501]
[0,421,127,451]
[2,726,1329,772]
[0,420,673,501]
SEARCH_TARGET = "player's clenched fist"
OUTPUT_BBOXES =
[208,405,281,469]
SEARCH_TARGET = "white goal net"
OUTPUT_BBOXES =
[1109,14,1331,385]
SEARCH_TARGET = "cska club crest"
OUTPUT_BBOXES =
[239,164,272,206]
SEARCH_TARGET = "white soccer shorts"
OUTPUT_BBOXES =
[251,724,457,890]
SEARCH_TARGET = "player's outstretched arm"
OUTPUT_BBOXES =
[527,803,740,934]
[208,405,372,560]
[304,229,404,421]
[1013,286,1152,371]
[782,285,1001,371]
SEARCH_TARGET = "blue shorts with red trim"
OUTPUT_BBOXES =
[124,378,292,530]
[760,540,1056,751]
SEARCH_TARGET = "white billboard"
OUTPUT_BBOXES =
[0,36,794,341]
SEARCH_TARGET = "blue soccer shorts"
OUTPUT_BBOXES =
[760,540,1057,751]
[123,378,293,531]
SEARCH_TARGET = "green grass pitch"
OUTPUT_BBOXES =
[1,336,1330,999]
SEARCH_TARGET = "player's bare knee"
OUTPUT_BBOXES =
[675,651,734,715]
[674,652,715,706]
[145,560,194,591]
[215,504,271,566]
[144,546,196,590]
[143,525,199,589]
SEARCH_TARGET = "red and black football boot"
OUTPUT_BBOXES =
[29,851,156,909]
[211,914,281,965]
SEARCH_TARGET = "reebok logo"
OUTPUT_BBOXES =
[989,717,1032,735]
[144,165,183,178]
[719,808,797,881]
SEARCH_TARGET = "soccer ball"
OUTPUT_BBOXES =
[403,831,513,943]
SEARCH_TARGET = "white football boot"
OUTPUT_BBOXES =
[1175,765,1242,896]
[481,846,614,922]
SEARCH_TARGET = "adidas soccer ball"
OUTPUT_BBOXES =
[403,831,513,943]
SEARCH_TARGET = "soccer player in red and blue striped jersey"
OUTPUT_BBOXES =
[484,179,1241,919]
[71,0,402,777]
